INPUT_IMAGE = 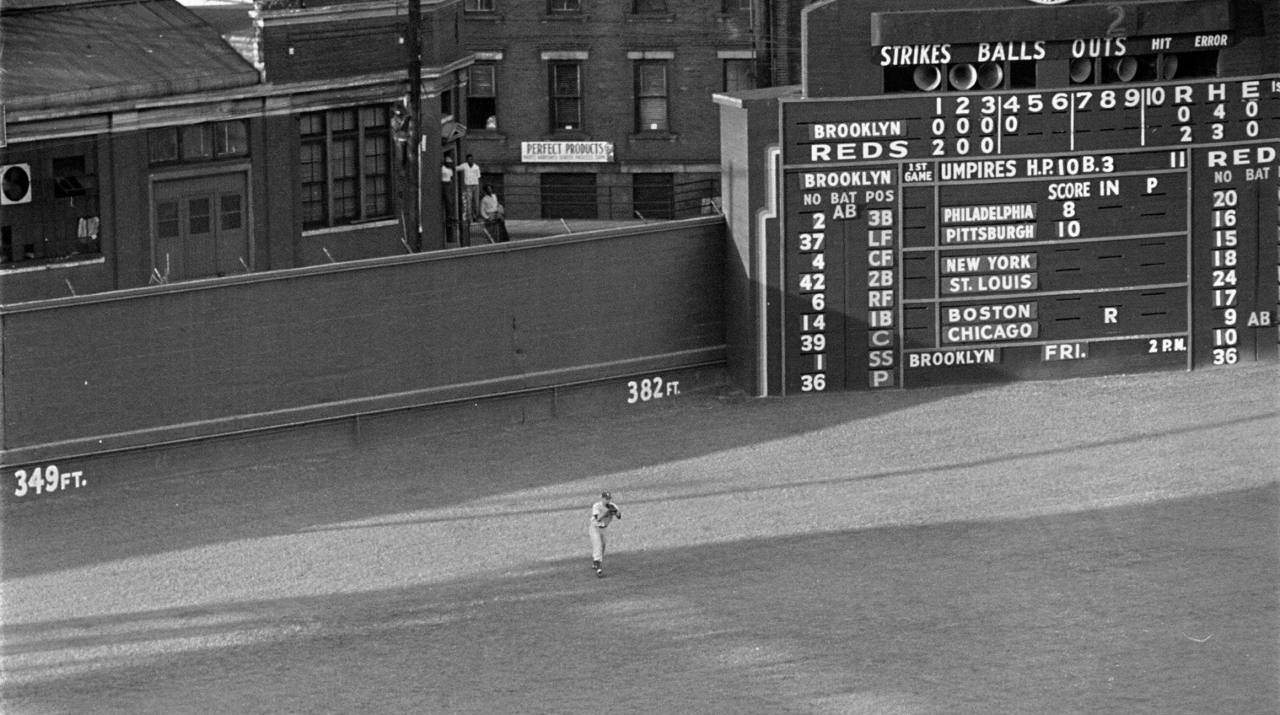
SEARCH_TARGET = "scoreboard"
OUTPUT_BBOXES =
[779,76,1279,392]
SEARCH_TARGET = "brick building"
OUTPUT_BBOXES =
[453,0,762,221]
[0,0,806,300]
[0,0,470,302]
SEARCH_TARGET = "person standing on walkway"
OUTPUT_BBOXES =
[440,154,457,240]
[589,491,622,577]
[458,154,482,220]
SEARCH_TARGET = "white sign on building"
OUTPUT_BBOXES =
[521,141,614,163]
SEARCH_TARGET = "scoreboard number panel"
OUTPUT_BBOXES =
[779,76,1279,392]
[784,170,851,394]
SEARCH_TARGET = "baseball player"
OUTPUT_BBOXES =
[589,491,622,577]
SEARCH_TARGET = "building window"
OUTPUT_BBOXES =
[360,107,391,218]
[221,193,244,231]
[149,120,249,164]
[724,58,756,92]
[156,201,180,239]
[298,105,392,230]
[633,0,667,12]
[1,148,102,268]
[467,63,499,131]
[149,131,179,163]
[464,0,495,11]
[53,156,88,198]
[181,125,213,161]
[214,121,249,156]
[635,61,669,132]
[550,62,583,131]
[547,0,580,13]
[440,88,457,123]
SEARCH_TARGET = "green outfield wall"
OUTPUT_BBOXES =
[0,217,728,468]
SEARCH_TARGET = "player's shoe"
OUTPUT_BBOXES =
[593,560,603,577]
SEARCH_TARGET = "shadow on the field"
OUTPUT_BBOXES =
[5,484,1276,714]
[294,410,1276,531]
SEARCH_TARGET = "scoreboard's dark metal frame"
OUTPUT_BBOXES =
[764,0,1278,395]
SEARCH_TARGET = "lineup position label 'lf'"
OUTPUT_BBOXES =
[780,76,1279,392]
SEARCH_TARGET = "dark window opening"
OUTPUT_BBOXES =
[181,125,213,161]
[724,59,756,92]
[633,173,674,219]
[221,194,243,231]
[467,64,499,130]
[150,121,249,164]
[149,128,180,163]
[214,121,249,157]
[440,88,457,121]
[550,62,583,131]
[2,147,103,269]
[540,173,596,219]
[188,197,212,236]
[635,62,669,132]
[53,156,88,198]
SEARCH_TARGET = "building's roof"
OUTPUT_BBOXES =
[1,0,261,111]
[712,84,801,108]
[178,0,259,68]
[177,0,255,37]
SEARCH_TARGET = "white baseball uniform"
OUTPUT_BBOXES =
[589,498,619,563]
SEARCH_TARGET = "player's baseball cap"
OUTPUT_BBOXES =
[601,491,612,500]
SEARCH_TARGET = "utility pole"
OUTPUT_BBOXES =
[405,0,423,251]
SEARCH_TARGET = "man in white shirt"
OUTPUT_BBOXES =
[440,155,457,239]
[458,154,482,219]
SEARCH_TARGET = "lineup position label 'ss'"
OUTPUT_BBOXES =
[780,76,1279,393]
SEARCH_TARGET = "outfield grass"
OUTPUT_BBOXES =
[3,365,1276,713]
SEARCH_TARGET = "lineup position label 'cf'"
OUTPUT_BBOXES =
[780,76,1279,392]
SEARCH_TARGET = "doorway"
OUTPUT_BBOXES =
[540,173,597,219]
[152,172,249,281]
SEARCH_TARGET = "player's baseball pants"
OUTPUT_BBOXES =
[590,524,607,561]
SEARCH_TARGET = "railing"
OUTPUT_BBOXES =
[256,0,304,10]
[478,177,721,222]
